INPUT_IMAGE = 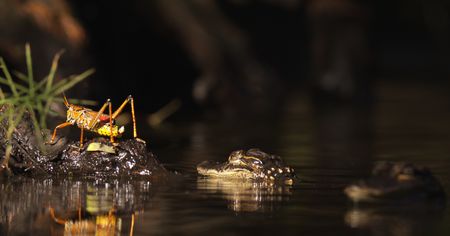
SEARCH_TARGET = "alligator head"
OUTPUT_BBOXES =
[197,148,295,185]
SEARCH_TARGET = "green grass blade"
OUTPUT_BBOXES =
[26,104,45,149]
[51,68,95,95]
[41,97,53,128]
[46,50,64,94]
[12,105,26,127]
[6,105,25,138]
[12,70,29,83]
[0,86,5,100]
[25,43,35,97]
[50,77,71,93]
[0,57,19,98]
[35,96,44,115]
[34,75,49,92]
[0,96,31,105]
[0,76,28,92]
[14,71,51,94]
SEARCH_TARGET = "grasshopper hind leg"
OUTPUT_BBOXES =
[108,100,115,144]
[79,127,84,149]
[112,95,145,143]
[47,122,72,145]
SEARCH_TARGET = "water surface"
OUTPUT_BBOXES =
[1,80,450,235]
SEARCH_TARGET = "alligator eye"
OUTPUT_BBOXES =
[253,160,262,165]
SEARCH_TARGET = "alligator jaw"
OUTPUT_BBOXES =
[197,161,256,179]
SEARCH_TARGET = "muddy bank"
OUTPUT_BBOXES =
[0,106,166,178]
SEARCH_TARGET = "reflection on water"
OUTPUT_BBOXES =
[48,206,135,236]
[0,178,154,235]
[345,206,445,236]
[196,177,292,213]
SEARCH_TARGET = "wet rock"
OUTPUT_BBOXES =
[53,138,165,177]
[0,106,166,178]
[0,106,52,175]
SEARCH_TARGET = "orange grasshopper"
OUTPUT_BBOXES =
[48,95,141,148]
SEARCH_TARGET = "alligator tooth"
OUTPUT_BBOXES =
[278,168,283,173]
[267,170,272,174]
[285,167,290,173]
[271,167,275,171]
[269,176,275,181]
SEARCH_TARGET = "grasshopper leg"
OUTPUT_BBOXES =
[109,101,114,144]
[47,122,72,144]
[88,99,110,129]
[112,95,142,142]
[79,127,84,148]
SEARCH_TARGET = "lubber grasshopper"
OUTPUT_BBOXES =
[48,95,142,148]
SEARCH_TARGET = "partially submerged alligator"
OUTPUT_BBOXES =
[197,148,296,185]
[344,162,446,203]
[0,106,166,177]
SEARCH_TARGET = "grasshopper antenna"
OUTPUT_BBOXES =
[62,92,69,107]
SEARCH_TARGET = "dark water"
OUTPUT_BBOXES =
[1,80,450,235]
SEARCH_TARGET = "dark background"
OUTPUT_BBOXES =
[1,0,449,114]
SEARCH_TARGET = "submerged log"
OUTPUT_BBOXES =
[0,106,166,178]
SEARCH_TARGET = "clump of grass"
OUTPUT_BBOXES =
[0,43,94,171]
